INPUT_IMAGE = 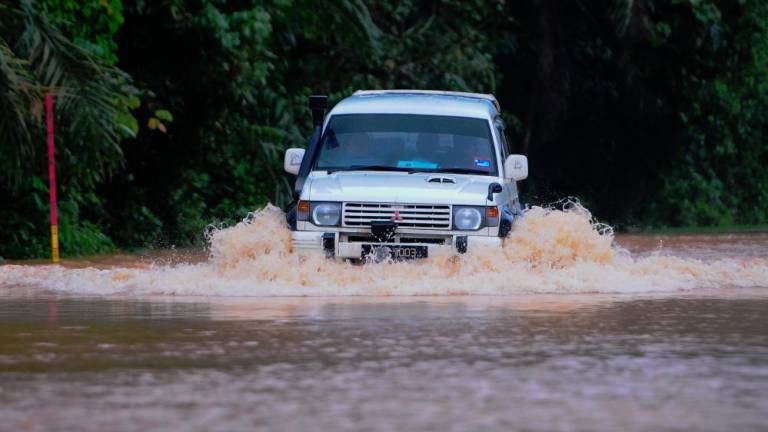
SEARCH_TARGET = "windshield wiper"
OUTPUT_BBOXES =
[324,165,488,175]
[408,167,490,175]
[326,165,413,174]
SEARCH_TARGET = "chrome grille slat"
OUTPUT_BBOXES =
[343,202,452,229]
[345,213,450,219]
[345,206,449,213]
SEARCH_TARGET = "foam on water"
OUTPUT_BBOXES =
[1,203,767,296]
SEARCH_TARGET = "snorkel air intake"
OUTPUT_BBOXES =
[294,95,328,200]
[309,95,327,126]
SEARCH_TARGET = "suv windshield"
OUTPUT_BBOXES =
[315,114,497,176]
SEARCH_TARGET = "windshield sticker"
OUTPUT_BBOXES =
[474,159,491,168]
[398,160,439,169]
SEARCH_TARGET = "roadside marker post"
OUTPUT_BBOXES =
[46,94,60,263]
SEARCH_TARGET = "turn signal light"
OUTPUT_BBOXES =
[486,207,499,218]
[298,201,310,213]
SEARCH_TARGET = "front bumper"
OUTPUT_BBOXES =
[291,231,503,259]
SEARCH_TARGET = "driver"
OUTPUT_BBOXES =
[450,135,480,170]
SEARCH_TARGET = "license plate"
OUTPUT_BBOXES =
[361,245,428,261]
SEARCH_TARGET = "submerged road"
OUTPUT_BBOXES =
[0,232,767,431]
[0,293,767,431]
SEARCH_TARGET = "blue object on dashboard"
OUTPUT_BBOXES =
[474,159,491,168]
[397,160,438,169]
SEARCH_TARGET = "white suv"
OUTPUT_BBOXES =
[283,90,528,261]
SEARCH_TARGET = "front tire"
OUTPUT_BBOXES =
[285,202,297,230]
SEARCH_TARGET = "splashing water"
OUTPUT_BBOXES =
[1,203,767,296]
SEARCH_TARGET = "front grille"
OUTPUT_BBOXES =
[346,235,447,245]
[343,203,452,229]
[347,235,394,243]
[399,237,447,244]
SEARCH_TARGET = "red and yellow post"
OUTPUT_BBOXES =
[46,94,59,263]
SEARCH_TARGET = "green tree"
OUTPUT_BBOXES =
[103,0,505,247]
[0,0,137,258]
[3,0,768,259]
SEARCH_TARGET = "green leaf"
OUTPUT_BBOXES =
[126,95,141,109]
[154,109,173,122]
[115,112,138,138]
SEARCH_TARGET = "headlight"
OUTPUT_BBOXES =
[311,202,341,226]
[453,207,483,230]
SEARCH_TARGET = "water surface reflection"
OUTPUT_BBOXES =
[1,293,766,431]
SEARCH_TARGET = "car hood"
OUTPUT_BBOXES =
[305,171,498,205]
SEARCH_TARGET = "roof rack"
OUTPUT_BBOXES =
[353,89,500,112]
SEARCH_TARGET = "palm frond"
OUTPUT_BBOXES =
[0,35,42,187]
[20,0,130,155]
[0,0,137,188]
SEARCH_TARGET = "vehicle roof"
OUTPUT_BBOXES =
[328,90,500,120]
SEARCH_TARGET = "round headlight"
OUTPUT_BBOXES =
[312,203,341,226]
[454,207,482,230]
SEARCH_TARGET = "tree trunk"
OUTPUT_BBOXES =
[522,0,570,158]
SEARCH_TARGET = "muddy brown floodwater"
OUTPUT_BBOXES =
[1,291,767,432]
[1,207,767,431]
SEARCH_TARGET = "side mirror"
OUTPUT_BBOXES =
[487,183,502,201]
[284,148,305,175]
[504,154,528,181]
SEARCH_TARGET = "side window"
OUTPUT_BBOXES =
[494,120,509,160]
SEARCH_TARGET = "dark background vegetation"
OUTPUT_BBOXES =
[2,0,767,259]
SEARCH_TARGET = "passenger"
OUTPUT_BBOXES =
[338,133,378,166]
[345,133,372,157]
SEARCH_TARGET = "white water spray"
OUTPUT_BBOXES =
[1,203,766,296]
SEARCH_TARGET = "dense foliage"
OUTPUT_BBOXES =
[1,0,767,259]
